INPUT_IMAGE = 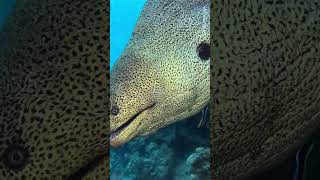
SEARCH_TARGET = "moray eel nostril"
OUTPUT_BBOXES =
[111,105,120,116]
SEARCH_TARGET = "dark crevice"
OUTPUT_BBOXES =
[67,154,106,180]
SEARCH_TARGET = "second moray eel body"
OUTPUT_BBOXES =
[212,0,320,179]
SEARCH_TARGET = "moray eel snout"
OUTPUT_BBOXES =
[110,55,164,147]
[110,102,157,147]
[110,0,210,147]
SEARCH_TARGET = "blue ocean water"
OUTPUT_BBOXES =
[110,1,210,180]
[0,0,15,31]
[110,0,146,69]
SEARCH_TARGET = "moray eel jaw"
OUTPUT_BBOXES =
[110,103,156,147]
[110,101,209,147]
[110,75,209,148]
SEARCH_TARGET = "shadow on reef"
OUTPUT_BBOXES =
[110,111,210,180]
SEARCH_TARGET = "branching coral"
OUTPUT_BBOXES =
[111,113,210,180]
[186,147,210,180]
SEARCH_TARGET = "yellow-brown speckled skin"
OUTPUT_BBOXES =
[110,0,210,146]
[0,0,109,179]
[211,0,320,179]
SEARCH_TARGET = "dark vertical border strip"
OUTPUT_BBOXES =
[106,0,111,179]
[210,0,215,179]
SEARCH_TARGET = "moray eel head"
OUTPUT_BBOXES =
[110,0,210,147]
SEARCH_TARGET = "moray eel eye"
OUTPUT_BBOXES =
[197,42,210,60]
[111,105,120,116]
[3,145,29,170]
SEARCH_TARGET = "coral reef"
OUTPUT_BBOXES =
[186,147,210,180]
[110,112,210,180]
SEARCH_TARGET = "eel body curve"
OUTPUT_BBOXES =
[212,0,320,179]
[0,0,109,179]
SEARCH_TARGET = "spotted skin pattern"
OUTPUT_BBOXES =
[0,0,109,179]
[211,0,320,179]
[110,0,210,146]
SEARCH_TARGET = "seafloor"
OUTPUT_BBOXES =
[110,111,210,180]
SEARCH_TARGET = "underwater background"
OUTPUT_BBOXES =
[110,0,210,180]
[0,0,15,31]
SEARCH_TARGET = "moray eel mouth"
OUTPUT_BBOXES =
[110,103,156,147]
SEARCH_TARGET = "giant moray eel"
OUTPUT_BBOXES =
[110,0,210,146]
[0,0,108,179]
[111,0,320,180]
